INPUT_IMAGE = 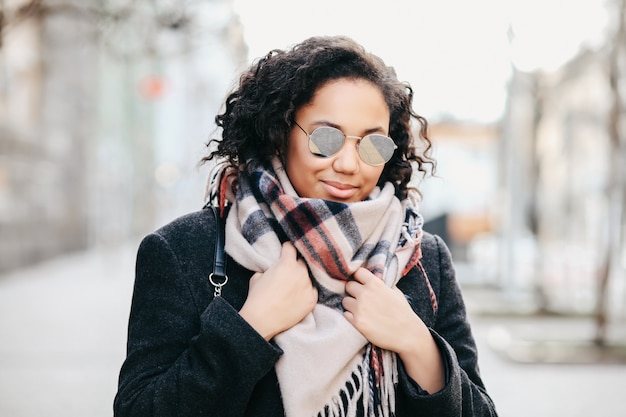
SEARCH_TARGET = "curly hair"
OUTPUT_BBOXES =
[203,35,435,200]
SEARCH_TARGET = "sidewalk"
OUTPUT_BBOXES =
[0,241,138,417]
[1,244,625,416]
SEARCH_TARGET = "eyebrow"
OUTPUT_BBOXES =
[310,120,387,136]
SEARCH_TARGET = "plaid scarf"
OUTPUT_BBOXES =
[209,159,434,417]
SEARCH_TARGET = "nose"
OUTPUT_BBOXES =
[331,136,360,173]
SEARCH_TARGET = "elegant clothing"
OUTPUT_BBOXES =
[114,208,498,417]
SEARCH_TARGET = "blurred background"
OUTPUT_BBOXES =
[0,0,625,416]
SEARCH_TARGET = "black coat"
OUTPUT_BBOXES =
[114,208,498,416]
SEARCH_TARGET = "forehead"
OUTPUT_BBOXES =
[310,78,386,102]
[299,78,390,127]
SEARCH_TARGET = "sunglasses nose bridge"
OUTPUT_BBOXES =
[340,135,364,158]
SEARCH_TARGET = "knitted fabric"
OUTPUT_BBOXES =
[209,159,432,417]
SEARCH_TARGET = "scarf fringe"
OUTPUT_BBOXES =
[317,365,364,417]
[365,345,398,417]
[316,348,398,417]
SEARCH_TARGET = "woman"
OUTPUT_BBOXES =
[114,36,498,417]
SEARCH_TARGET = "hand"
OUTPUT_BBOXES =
[239,242,318,340]
[342,268,423,352]
[342,268,445,392]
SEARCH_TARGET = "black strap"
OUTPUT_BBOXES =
[212,206,227,276]
[207,205,228,296]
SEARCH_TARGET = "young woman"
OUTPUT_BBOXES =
[114,36,498,417]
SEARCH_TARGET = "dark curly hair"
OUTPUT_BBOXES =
[203,35,435,200]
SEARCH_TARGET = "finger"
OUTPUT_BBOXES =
[310,286,319,302]
[352,267,373,284]
[342,295,356,312]
[280,241,297,259]
[250,271,264,282]
[342,310,355,324]
[345,280,361,296]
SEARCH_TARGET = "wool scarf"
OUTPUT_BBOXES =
[208,159,432,417]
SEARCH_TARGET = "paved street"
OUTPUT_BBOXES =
[0,242,138,417]
[1,243,625,417]
[464,306,626,417]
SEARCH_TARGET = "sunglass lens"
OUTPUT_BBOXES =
[359,135,396,165]
[308,127,345,157]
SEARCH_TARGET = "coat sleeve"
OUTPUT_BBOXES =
[397,234,498,417]
[113,230,282,417]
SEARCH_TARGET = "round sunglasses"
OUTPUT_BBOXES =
[294,122,397,166]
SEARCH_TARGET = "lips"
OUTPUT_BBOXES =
[321,180,359,200]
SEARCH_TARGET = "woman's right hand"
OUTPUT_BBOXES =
[239,241,318,340]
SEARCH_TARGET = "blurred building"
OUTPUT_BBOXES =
[421,121,498,261]
[0,0,247,273]
[478,38,626,317]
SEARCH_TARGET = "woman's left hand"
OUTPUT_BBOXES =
[342,268,422,352]
[342,267,445,393]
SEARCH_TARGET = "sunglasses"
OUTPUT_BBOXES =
[294,122,397,166]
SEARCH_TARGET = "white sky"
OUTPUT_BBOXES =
[232,0,609,123]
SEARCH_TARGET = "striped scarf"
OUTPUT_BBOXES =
[209,159,434,417]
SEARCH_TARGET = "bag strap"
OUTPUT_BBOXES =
[207,205,228,297]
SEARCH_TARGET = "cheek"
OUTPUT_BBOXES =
[365,166,385,186]
[286,135,311,169]
[355,166,385,199]
[285,136,316,189]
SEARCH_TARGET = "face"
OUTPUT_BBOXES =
[286,78,391,203]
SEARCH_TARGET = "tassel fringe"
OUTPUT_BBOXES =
[316,348,398,417]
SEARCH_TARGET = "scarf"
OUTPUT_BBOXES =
[207,159,435,417]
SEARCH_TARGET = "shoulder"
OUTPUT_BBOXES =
[420,231,453,271]
[139,208,218,275]
[420,231,441,255]
[416,231,456,296]
[154,208,217,243]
